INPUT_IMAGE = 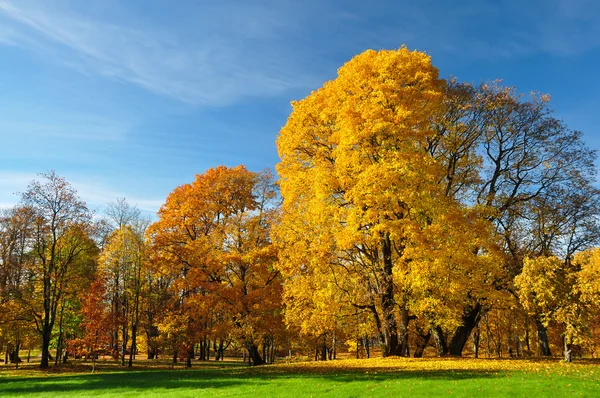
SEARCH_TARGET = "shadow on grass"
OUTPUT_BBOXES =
[0,365,504,396]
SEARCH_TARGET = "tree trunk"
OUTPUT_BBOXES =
[473,328,480,359]
[128,323,137,367]
[146,325,159,359]
[332,332,337,360]
[432,326,448,356]
[535,318,552,357]
[40,324,51,369]
[362,336,371,359]
[449,302,483,356]
[380,233,402,357]
[247,343,265,366]
[563,336,573,363]
[11,341,21,369]
[399,307,410,357]
[413,330,431,358]
[186,346,193,368]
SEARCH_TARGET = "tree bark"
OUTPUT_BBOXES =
[247,343,265,366]
[432,326,448,356]
[473,328,480,358]
[380,233,402,357]
[564,337,572,363]
[362,336,370,359]
[40,324,51,369]
[535,318,552,357]
[413,330,431,358]
[449,302,483,356]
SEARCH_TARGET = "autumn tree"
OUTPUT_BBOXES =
[425,79,598,356]
[79,276,110,372]
[99,223,147,367]
[0,206,36,366]
[21,171,95,368]
[148,166,281,366]
[276,47,502,357]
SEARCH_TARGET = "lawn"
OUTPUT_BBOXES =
[0,357,598,397]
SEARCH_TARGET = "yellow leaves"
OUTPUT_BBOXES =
[271,357,598,377]
[275,46,505,339]
[515,256,567,318]
[574,248,600,307]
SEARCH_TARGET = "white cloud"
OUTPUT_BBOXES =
[0,0,316,106]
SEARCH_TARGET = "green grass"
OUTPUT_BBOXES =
[1,358,599,397]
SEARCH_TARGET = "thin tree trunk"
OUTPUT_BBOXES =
[362,336,371,359]
[473,328,480,359]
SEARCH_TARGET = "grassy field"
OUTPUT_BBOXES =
[0,357,599,397]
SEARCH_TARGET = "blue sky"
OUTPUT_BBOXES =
[1,0,599,216]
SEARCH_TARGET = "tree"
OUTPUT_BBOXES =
[79,276,110,372]
[0,206,35,367]
[427,80,598,356]
[275,47,502,357]
[148,165,281,366]
[99,224,147,367]
[21,171,95,368]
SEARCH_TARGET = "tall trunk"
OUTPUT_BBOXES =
[146,325,158,359]
[199,339,205,361]
[381,233,401,356]
[332,332,337,360]
[215,340,224,361]
[472,328,480,358]
[399,307,410,357]
[121,330,127,366]
[449,302,483,356]
[535,318,552,357]
[11,341,21,369]
[40,324,51,369]
[247,343,265,366]
[128,324,137,367]
[432,326,448,356]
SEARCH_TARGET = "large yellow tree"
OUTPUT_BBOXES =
[275,47,501,356]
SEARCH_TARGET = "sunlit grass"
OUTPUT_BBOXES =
[1,357,599,397]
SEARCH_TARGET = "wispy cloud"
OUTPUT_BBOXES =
[0,0,316,106]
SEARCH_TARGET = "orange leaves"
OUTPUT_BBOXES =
[148,165,282,349]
